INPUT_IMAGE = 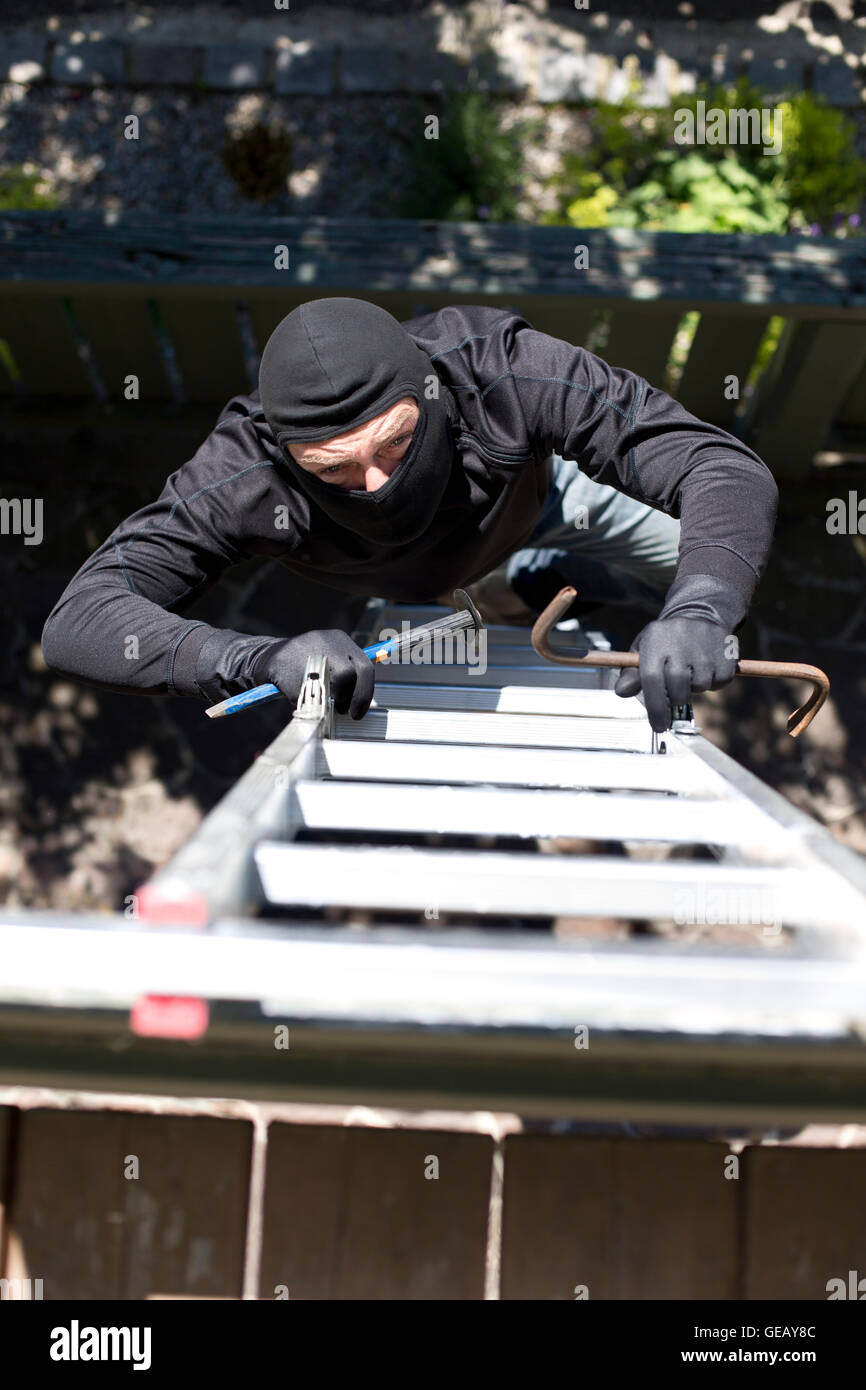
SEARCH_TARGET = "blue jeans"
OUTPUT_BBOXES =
[505,455,680,615]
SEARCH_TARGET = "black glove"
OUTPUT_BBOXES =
[252,629,374,719]
[614,573,742,732]
[193,626,374,718]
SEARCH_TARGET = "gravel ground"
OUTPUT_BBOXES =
[0,79,576,218]
[0,84,428,217]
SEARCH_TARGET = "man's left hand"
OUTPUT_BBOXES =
[614,615,738,733]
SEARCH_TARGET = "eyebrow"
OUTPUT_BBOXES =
[301,410,416,469]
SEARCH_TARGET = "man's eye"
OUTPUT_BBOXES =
[322,464,343,475]
[385,433,411,450]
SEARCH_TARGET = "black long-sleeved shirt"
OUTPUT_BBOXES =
[42,304,778,702]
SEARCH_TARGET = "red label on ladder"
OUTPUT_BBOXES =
[134,885,210,928]
[129,883,211,1039]
[130,994,210,1040]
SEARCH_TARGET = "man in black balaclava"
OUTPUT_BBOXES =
[260,297,454,550]
[42,297,778,733]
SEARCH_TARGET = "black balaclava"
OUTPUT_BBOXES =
[258,298,457,548]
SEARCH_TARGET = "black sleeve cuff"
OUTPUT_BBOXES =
[168,622,220,698]
[672,545,759,630]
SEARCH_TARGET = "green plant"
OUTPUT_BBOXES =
[623,151,790,233]
[561,171,621,228]
[391,90,537,222]
[0,164,58,210]
[775,93,866,231]
[545,79,866,237]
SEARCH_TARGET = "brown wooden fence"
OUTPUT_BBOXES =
[2,214,866,477]
[2,1096,865,1300]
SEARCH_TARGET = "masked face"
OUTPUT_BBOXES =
[287,397,419,489]
[258,298,456,548]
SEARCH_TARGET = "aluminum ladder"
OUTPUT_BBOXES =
[4,598,866,1120]
[251,598,866,939]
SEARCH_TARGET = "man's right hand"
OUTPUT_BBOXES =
[252,629,375,719]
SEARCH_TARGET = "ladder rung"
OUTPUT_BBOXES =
[254,844,852,928]
[293,780,788,848]
[369,663,608,689]
[315,740,727,795]
[372,684,639,716]
[336,708,657,751]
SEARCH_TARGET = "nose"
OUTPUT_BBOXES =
[363,460,397,492]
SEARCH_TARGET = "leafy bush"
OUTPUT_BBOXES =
[776,93,866,232]
[546,78,866,237]
[615,151,790,234]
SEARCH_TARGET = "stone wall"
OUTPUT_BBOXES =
[1,3,864,107]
